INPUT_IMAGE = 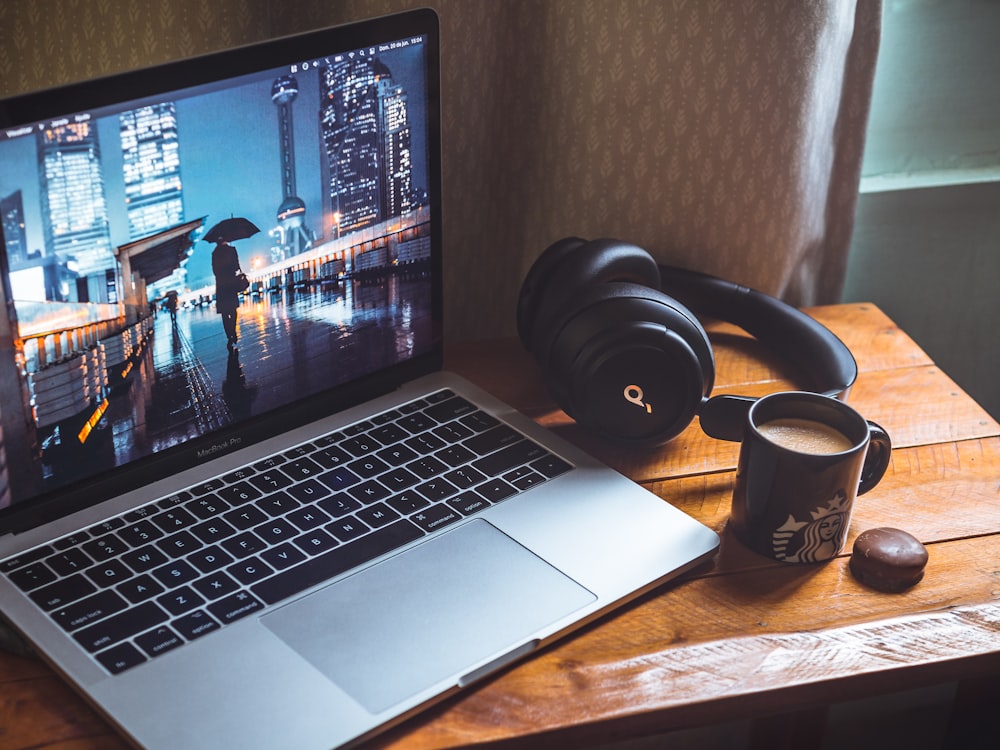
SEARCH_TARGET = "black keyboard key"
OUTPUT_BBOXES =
[85,559,132,588]
[223,466,256,483]
[424,396,476,422]
[256,490,300,516]
[221,531,266,559]
[73,601,168,653]
[191,518,238,544]
[250,469,292,493]
[287,507,331,532]
[150,508,198,533]
[355,502,401,529]
[155,530,201,557]
[416,478,458,502]
[475,478,518,503]
[347,455,390,478]
[411,504,462,533]
[227,557,274,585]
[435,445,476,466]
[156,493,189,510]
[191,479,225,495]
[293,529,339,556]
[260,543,307,571]
[448,491,492,516]
[118,520,165,547]
[157,585,206,616]
[253,519,424,605]
[404,432,446,454]
[283,456,324,481]
[96,642,147,674]
[318,466,360,492]
[218,481,263,506]
[122,545,169,573]
[89,517,126,534]
[463,425,521,456]
[398,413,436,434]
[313,445,351,469]
[286,478,331,504]
[370,424,409,446]
[380,466,420,491]
[386,490,430,515]
[460,410,500,432]
[283,444,314,460]
[317,494,362,519]
[46,548,93,577]
[135,625,184,658]
[433,422,474,444]
[347,479,391,506]
[186,494,232,520]
[341,434,383,457]
[172,609,220,640]
[53,533,90,550]
[377,443,419,466]
[326,516,371,543]
[30,574,97,611]
[82,534,129,562]
[192,572,239,600]
[152,560,199,588]
[532,454,573,478]
[254,518,298,545]
[510,472,546,491]
[407,456,448,480]
[223,505,268,530]
[472,440,548,476]
[52,589,128,631]
[1,547,53,573]
[116,574,166,604]
[188,546,235,573]
[207,591,264,624]
[445,466,487,489]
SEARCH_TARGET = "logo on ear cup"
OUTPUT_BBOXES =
[624,385,652,414]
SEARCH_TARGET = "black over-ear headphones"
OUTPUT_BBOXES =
[516,237,858,446]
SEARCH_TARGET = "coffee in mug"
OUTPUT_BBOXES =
[756,418,854,454]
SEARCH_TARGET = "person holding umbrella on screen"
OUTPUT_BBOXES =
[205,217,258,349]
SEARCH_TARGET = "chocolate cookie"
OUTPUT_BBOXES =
[849,527,928,592]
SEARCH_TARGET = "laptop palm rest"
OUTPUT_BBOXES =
[261,519,596,714]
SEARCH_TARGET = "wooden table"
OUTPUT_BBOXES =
[2,303,998,748]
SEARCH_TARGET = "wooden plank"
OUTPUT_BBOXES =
[652,437,1000,569]
[0,664,128,750]
[528,367,999,483]
[373,534,1000,749]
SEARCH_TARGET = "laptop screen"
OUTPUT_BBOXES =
[0,10,442,532]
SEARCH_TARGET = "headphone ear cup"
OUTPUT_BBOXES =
[519,238,663,358]
[544,282,715,445]
[516,237,588,351]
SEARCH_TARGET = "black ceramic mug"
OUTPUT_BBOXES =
[727,391,892,563]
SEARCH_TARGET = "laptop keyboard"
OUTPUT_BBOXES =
[1,389,571,674]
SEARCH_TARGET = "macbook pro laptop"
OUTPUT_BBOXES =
[0,9,719,749]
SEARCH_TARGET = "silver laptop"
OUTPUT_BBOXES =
[0,9,719,749]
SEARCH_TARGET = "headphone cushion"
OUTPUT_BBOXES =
[520,238,663,357]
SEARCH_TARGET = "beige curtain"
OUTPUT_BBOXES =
[0,0,880,342]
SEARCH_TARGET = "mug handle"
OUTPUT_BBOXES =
[858,421,892,495]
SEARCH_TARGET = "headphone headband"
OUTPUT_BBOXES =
[657,264,857,400]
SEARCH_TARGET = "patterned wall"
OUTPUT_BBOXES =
[0,1,880,341]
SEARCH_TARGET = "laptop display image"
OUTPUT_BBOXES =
[0,9,719,749]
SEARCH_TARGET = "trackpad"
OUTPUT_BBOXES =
[262,519,595,714]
